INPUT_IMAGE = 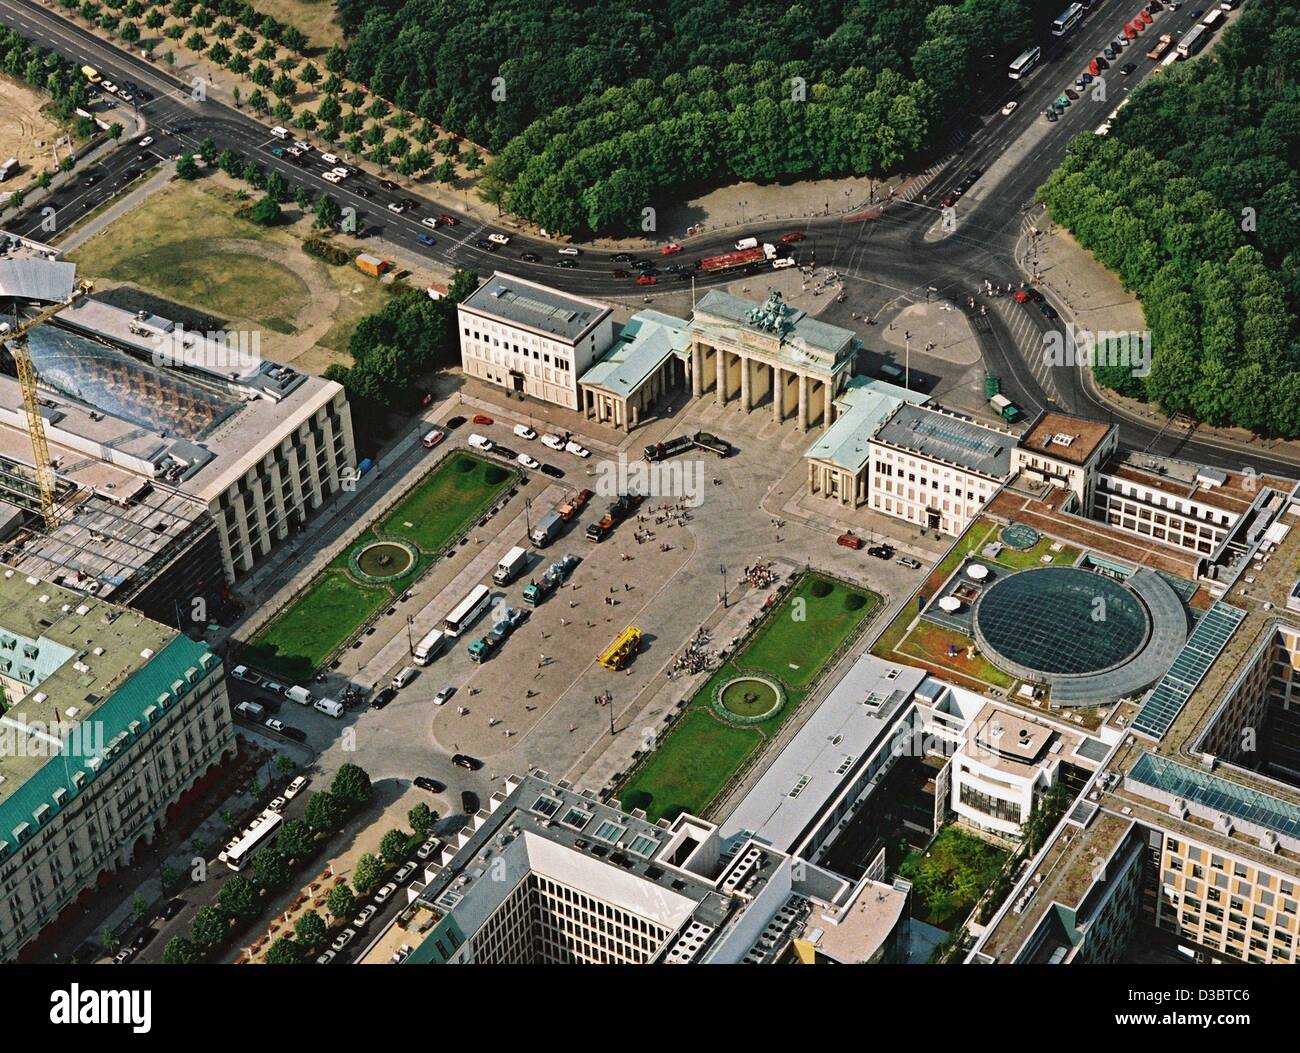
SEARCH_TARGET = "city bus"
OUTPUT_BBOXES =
[1008,46,1042,79]
[1051,2,1084,35]
[1200,8,1224,31]
[225,809,283,871]
[442,583,491,637]
[1176,24,1208,56]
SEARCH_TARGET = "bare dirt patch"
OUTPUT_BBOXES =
[0,74,69,194]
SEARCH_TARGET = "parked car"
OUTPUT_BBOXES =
[896,556,922,569]
[132,926,158,951]
[453,753,483,771]
[837,532,864,550]
[564,441,591,458]
[867,544,894,560]
[155,898,186,923]
[434,686,455,706]
[373,882,397,904]
[513,424,538,440]
[353,905,378,928]
[316,950,337,965]
[473,414,494,425]
[517,453,541,469]
[540,463,565,479]
[370,687,397,710]
[394,862,417,883]
[331,928,356,951]
[267,796,287,812]
[113,947,134,964]
[417,837,439,860]
[264,718,286,734]
[541,433,565,450]
[280,725,307,742]
[461,790,480,814]
[445,415,466,429]
[413,776,445,793]
[284,775,309,799]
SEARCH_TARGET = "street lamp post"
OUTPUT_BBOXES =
[720,564,728,609]
[524,497,532,537]
[406,615,415,656]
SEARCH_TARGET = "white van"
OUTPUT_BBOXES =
[285,685,313,706]
[468,433,494,452]
[313,698,344,719]
[392,665,418,689]
[735,236,758,250]
[270,126,289,139]
[772,257,796,269]
[512,424,537,440]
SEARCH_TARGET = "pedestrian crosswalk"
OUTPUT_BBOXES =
[993,297,1056,398]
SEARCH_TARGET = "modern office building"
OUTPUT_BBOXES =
[868,404,1017,536]
[458,272,614,411]
[364,773,913,965]
[0,258,357,591]
[0,566,232,962]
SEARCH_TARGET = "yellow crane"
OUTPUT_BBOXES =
[1,280,94,530]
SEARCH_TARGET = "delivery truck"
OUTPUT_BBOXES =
[493,545,529,585]
[530,510,564,547]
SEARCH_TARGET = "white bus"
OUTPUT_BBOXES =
[413,627,445,665]
[1008,46,1042,79]
[443,583,491,637]
[1051,2,1084,35]
[1177,24,1208,56]
[226,809,283,871]
[1160,48,1181,68]
[1200,9,1224,31]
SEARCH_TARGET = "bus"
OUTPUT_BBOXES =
[1008,46,1042,79]
[225,809,283,871]
[1176,24,1208,56]
[1160,48,1181,68]
[443,583,491,637]
[1051,2,1084,35]
[1200,8,1224,31]
[80,65,101,83]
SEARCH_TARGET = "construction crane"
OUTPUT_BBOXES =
[0,280,94,530]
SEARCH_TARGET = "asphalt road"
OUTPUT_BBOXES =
[2,0,1289,477]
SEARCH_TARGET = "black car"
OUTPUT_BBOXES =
[540,463,564,479]
[414,776,445,793]
[280,725,307,742]
[492,445,517,459]
[1095,56,1109,69]
[452,754,482,771]
[634,259,657,271]
[476,238,498,251]
[380,179,399,191]
[520,252,541,262]
[1038,302,1059,320]
[1024,287,1045,304]
[156,899,186,922]
[556,259,578,268]
[461,790,480,814]
[353,185,373,198]
[371,687,397,710]
[611,252,634,263]
[445,415,466,429]
[132,926,158,951]
[1120,62,1137,76]
[401,198,419,211]
[867,544,894,560]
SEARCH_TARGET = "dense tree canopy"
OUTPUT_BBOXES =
[335,0,1058,233]
[1040,0,1300,436]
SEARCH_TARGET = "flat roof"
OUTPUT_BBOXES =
[1103,452,1286,516]
[971,704,1053,763]
[804,375,930,472]
[579,309,689,396]
[460,271,611,344]
[1018,412,1114,466]
[872,403,1014,479]
[691,290,859,372]
[720,654,927,852]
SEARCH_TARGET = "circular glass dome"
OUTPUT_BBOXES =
[974,567,1150,677]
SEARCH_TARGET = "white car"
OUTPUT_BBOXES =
[517,453,540,470]
[512,424,537,440]
[320,152,339,165]
[416,837,439,860]
[541,433,565,450]
[267,795,287,812]
[467,434,494,452]
[557,246,581,256]
[284,775,309,799]
[287,146,305,157]
[433,686,454,706]
[771,257,795,269]
[322,171,342,184]
[331,928,356,951]
[564,441,591,458]
[118,92,133,103]
[264,718,285,733]
[387,201,406,214]
[353,904,378,928]
[113,947,134,964]
[330,166,350,179]
[138,135,154,147]
[316,950,336,965]
[421,216,439,229]
[1000,101,1018,116]
[394,862,416,883]
[102,81,117,94]
[486,232,510,245]
[293,140,309,152]
[373,882,397,904]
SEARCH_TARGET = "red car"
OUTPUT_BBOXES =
[438,214,458,226]
[1013,290,1030,304]
[636,274,657,286]
[473,414,494,426]
[781,231,805,243]
[837,532,864,550]
[661,243,683,255]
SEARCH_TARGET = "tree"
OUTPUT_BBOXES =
[190,906,226,950]
[325,881,355,921]
[107,121,123,140]
[313,192,341,231]
[217,874,258,919]
[198,136,218,164]
[379,828,408,866]
[304,787,343,830]
[353,852,382,893]
[247,88,268,114]
[161,935,200,964]
[433,158,455,185]
[330,763,372,810]
[293,185,313,211]
[408,802,435,838]
[299,62,319,86]
[323,43,345,74]
[264,936,301,964]
[175,152,200,179]
[131,893,149,920]
[252,843,290,886]
[272,72,296,99]
[120,20,140,43]
[277,817,313,859]
[100,925,119,952]
[217,147,240,176]
[282,25,306,54]
[294,911,326,947]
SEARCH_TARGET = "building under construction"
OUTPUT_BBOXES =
[0,233,356,619]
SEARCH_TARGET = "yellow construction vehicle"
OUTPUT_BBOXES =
[0,280,94,530]
[597,626,642,671]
